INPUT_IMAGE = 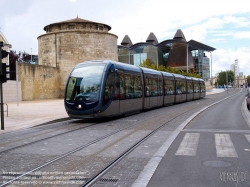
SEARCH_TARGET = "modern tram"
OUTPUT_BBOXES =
[64,60,206,119]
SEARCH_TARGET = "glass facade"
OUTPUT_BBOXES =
[192,50,210,81]
[118,42,212,80]
[118,44,164,67]
[133,53,147,66]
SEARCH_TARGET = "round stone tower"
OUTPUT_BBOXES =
[38,17,118,97]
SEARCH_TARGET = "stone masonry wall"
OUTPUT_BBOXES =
[3,80,22,103]
[18,64,60,100]
[38,30,118,97]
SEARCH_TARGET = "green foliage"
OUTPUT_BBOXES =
[247,75,250,86]
[139,58,157,70]
[217,71,235,86]
[139,58,201,78]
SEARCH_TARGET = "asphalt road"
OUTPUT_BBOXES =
[147,91,250,187]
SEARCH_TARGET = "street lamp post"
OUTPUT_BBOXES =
[31,48,32,63]
[226,71,228,94]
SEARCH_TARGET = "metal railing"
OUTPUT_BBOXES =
[0,103,8,117]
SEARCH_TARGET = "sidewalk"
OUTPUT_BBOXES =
[206,88,225,95]
[1,99,68,133]
[0,89,225,133]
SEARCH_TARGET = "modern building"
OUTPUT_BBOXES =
[118,29,215,81]
[230,59,240,77]
[118,32,165,68]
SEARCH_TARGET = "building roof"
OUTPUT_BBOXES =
[43,16,112,31]
[0,31,9,44]
[187,39,216,52]
[157,39,216,53]
[121,35,133,47]
[157,29,216,53]
[146,32,158,44]
[173,29,186,42]
[119,29,216,53]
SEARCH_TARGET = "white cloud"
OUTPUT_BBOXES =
[1,0,250,76]
[212,47,250,76]
[234,31,250,39]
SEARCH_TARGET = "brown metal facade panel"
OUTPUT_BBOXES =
[166,43,194,68]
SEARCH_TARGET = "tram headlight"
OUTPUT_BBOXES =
[77,104,82,109]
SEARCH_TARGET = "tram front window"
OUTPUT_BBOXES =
[65,64,105,103]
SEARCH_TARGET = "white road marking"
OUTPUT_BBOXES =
[245,134,250,143]
[215,134,238,157]
[175,133,200,156]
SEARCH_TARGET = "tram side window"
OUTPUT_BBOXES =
[114,74,125,100]
[118,73,142,99]
[164,79,174,95]
[187,81,193,93]
[103,69,114,105]
[200,83,205,92]
[157,78,163,96]
[133,75,142,98]
[150,78,157,96]
[145,77,150,97]
[182,80,187,94]
[194,83,200,93]
[176,81,182,94]
[123,74,133,99]
[66,77,76,100]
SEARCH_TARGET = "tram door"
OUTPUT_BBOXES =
[113,73,121,114]
[144,77,150,109]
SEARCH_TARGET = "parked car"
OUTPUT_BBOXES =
[247,96,250,110]
[247,88,250,97]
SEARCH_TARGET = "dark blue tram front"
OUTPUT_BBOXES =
[64,60,143,118]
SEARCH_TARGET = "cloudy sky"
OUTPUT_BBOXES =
[1,0,250,76]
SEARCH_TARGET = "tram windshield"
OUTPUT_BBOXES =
[65,64,106,103]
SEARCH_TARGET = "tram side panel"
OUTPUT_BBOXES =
[115,70,143,115]
[186,78,194,101]
[162,74,175,106]
[200,80,206,98]
[143,74,163,109]
[193,80,200,100]
[175,77,187,103]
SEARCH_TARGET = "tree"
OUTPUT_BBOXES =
[139,58,157,70]
[8,50,19,80]
[139,58,202,78]
[217,71,235,86]
[247,75,250,86]
[8,50,32,80]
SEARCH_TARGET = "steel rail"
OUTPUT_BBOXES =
[0,90,241,187]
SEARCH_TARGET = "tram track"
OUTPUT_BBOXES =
[80,90,243,186]
[0,122,99,154]
[0,118,75,146]
[1,110,177,187]
[0,89,241,187]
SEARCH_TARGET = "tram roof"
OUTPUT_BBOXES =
[160,71,175,78]
[114,61,141,72]
[140,67,162,76]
